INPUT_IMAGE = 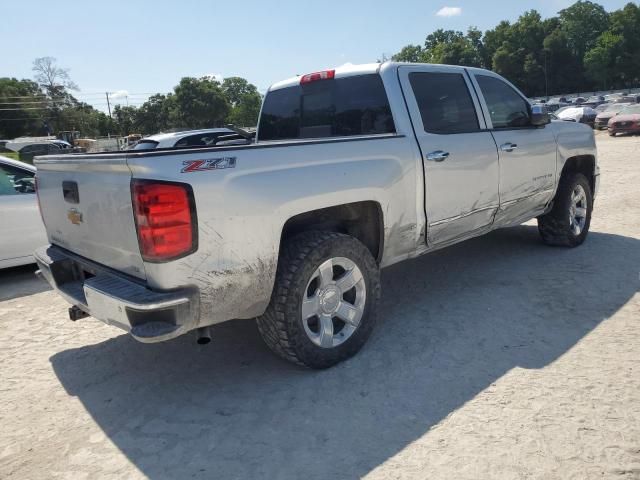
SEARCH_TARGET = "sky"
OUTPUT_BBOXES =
[1,0,632,111]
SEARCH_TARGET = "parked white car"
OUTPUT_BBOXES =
[131,128,244,150]
[0,156,47,268]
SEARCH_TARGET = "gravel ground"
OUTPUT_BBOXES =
[1,133,639,480]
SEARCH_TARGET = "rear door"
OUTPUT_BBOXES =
[470,72,557,223]
[398,65,500,245]
[0,161,45,263]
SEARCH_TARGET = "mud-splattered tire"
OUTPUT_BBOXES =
[538,173,593,247]
[257,231,380,369]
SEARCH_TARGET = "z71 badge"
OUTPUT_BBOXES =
[181,157,236,173]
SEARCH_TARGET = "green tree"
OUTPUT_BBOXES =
[543,28,581,94]
[0,78,43,138]
[228,93,262,127]
[584,31,623,89]
[112,105,138,135]
[605,2,640,87]
[135,94,174,134]
[391,44,425,62]
[222,77,262,127]
[171,77,230,129]
[559,1,609,61]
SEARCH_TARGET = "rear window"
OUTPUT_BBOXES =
[258,74,395,141]
[133,140,159,150]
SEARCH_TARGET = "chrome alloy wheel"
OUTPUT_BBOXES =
[569,184,588,236]
[301,257,366,348]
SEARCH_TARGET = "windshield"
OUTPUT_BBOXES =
[132,140,159,150]
[619,105,640,115]
[605,104,630,114]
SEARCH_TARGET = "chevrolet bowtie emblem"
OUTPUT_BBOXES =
[67,208,83,225]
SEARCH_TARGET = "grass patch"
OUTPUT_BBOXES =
[2,151,20,161]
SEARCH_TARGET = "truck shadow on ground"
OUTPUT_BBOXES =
[0,264,49,301]
[50,226,639,479]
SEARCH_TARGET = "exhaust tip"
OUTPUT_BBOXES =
[196,327,211,345]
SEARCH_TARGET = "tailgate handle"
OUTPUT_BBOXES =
[62,181,80,204]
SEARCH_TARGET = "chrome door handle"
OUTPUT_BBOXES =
[500,142,518,152]
[426,150,450,162]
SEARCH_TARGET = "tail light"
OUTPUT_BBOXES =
[300,69,335,85]
[131,180,197,262]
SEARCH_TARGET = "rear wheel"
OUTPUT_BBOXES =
[257,231,380,369]
[538,173,593,247]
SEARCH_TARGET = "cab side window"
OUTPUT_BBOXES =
[0,164,35,195]
[476,75,531,128]
[408,72,480,134]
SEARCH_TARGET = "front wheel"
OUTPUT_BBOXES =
[538,173,593,247]
[257,231,380,369]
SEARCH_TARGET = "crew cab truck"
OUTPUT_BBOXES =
[34,62,599,368]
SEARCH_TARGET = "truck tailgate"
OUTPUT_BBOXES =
[35,154,146,280]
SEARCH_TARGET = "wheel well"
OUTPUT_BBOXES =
[561,155,596,193]
[280,201,384,263]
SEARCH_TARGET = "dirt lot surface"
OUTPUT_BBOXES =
[1,133,639,480]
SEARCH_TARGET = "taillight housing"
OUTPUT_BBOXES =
[131,180,197,262]
[300,69,335,85]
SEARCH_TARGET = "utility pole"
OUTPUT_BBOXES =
[105,92,112,117]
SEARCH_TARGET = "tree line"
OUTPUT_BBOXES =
[3,1,638,140]
[392,1,640,96]
[0,57,262,140]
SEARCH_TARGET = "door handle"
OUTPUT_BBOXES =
[426,150,450,162]
[500,142,518,152]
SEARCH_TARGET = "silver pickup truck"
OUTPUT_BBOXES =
[34,62,599,368]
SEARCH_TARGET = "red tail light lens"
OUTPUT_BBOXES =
[132,180,197,262]
[300,69,335,84]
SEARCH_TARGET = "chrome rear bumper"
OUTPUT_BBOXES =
[34,245,199,343]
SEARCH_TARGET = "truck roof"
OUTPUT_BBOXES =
[268,62,479,92]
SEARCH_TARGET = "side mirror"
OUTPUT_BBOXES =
[531,104,550,126]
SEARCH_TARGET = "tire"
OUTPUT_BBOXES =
[609,131,615,137]
[538,173,593,247]
[257,231,381,369]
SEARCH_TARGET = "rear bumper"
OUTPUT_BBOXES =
[35,245,200,343]
[608,125,640,135]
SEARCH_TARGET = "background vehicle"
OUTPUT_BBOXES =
[613,95,638,104]
[18,142,71,162]
[546,97,569,112]
[584,95,605,107]
[556,106,597,127]
[131,128,246,150]
[608,104,640,136]
[34,62,599,368]
[0,155,46,268]
[595,103,631,129]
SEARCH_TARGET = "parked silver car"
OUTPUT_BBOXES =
[0,156,46,268]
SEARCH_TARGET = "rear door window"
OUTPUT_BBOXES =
[258,74,395,141]
[408,72,480,134]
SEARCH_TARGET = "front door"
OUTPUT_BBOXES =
[398,66,500,245]
[470,72,557,224]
